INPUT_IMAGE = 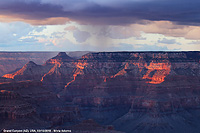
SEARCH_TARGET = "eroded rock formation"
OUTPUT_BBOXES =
[1,51,200,133]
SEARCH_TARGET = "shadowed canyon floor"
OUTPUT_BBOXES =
[0,51,200,133]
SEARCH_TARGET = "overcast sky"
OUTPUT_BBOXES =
[0,0,199,51]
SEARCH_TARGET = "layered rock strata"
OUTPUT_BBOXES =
[1,51,200,133]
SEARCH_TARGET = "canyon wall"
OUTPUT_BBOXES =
[1,51,200,133]
[0,51,90,76]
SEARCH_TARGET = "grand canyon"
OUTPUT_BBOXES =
[0,51,200,133]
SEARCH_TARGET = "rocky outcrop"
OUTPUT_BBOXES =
[60,52,200,132]
[0,77,13,82]
[0,51,89,76]
[40,104,81,126]
[0,52,57,76]
[1,51,200,132]
[0,80,81,130]
[0,80,42,90]
[3,61,53,81]
[45,52,74,65]
[0,89,51,130]
[0,90,35,120]
[40,53,75,91]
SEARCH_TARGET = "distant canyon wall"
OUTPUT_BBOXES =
[0,51,90,76]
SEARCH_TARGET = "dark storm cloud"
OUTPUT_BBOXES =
[158,38,177,45]
[0,0,200,25]
[0,0,71,19]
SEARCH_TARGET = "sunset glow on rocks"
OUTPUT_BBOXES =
[0,0,200,132]
[142,62,171,84]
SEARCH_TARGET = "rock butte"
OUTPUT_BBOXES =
[0,51,200,133]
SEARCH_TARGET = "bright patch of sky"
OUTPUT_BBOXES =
[0,21,200,51]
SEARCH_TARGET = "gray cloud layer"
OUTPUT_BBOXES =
[0,0,200,25]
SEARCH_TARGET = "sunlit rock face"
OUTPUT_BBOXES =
[0,52,89,77]
[1,51,200,132]
[45,52,74,65]
[3,61,53,81]
[0,52,58,76]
